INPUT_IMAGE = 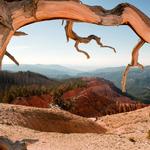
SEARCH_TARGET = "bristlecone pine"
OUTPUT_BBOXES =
[0,1,150,91]
[0,136,28,150]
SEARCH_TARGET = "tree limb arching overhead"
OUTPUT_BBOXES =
[0,0,150,92]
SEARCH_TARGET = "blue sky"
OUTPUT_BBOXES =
[3,0,150,70]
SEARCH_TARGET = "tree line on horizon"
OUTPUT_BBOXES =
[0,71,87,104]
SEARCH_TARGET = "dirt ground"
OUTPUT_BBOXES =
[0,104,150,150]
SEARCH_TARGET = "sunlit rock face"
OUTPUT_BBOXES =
[62,77,147,117]
[12,77,147,117]
[12,94,52,108]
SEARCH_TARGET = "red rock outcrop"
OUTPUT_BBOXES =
[12,77,148,118]
[12,94,52,108]
[62,77,148,117]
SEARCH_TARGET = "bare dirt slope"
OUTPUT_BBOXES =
[0,104,105,133]
[97,104,150,143]
[0,104,150,150]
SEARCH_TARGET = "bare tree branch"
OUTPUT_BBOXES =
[65,21,116,59]
[14,31,28,36]
[121,39,145,92]
[5,51,19,66]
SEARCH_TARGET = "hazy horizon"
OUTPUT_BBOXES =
[3,63,150,72]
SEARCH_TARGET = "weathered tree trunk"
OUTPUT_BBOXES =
[0,0,150,92]
[0,136,27,150]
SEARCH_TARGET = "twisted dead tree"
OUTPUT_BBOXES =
[64,20,116,59]
[3,31,27,66]
[0,136,27,150]
[0,136,38,150]
[0,0,150,93]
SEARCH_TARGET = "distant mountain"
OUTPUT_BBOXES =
[2,64,150,103]
[3,64,82,79]
[77,66,150,103]
[0,70,56,88]
[0,71,59,103]
[0,70,148,116]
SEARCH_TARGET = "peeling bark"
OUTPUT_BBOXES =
[0,0,149,92]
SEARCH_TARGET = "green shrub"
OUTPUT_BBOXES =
[0,78,86,107]
[0,85,51,103]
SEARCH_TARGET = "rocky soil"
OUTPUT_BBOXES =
[0,104,150,150]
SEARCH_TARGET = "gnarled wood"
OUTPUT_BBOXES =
[0,1,150,92]
[0,136,27,150]
[121,39,145,92]
[65,21,116,59]
[0,136,38,150]
[14,31,28,36]
[1,31,27,66]
[5,51,19,66]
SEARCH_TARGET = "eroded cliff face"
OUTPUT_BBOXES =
[12,94,52,108]
[12,77,148,117]
[61,77,147,117]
